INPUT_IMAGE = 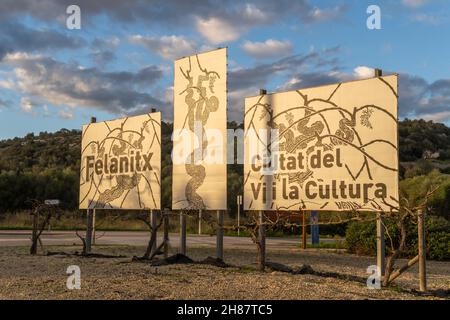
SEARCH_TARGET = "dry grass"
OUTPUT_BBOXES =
[0,245,448,300]
[0,211,223,234]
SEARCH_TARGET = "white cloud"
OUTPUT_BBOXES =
[421,111,450,122]
[3,52,166,116]
[196,17,242,44]
[0,79,15,89]
[58,110,73,119]
[307,5,346,22]
[43,105,49,117]
[20,97,34,113]
[402,0,429,8]
[277,77,302,91]
[242,39,293,59]
[241,3,269,24]
[353,66,375,79]
[129,35,197,60]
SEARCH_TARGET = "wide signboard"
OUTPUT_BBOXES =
[79,112,161,210]
[172,48,227,210]
[244,75,399,212]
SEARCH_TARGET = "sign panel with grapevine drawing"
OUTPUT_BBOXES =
[244,75,399,212]
[79,112,161,210]
[172,48,227,210]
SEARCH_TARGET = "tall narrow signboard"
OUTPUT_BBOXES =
[79,112,161,210]
[244,75,399,212]
[172,48,227,210]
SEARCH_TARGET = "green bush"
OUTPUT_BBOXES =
[345,216,450,261]
[345,220,377,255]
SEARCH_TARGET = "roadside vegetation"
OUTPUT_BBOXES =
[0,119,449,261]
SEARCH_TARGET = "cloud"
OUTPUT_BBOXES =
[196,17,242,44]
[306,5,347,23]
[91,37,120,50]
[421,110,450,122]
[20,97,34,114]
[2,53,167,115]
[278,71,350,92]
[227,47,343,120]
[242,39,293,59]
[398,74,450,122]
[0,98,11,109]
[353,66,375,79]
[58,110,74,119]
[229,51,450,124]
[0,20,84,60]
[194,3,273,44]
[194,2,343,44]
[129,35,197,60]
[229,47,341,92]
[89,37,120,66]
[0,1,345,45]
[279,69,450,124]
[90,50,115,67]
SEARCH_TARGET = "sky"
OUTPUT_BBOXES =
[0,0,449,139]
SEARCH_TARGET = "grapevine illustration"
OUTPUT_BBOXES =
[244,77,399,211]
[79,114,161,209]
[175,54,221,210]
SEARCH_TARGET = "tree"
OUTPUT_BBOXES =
[29,200,63,255]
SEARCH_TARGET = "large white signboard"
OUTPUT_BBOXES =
[79,112,161,209]
[172,48,227,210]
[244,75,399,212]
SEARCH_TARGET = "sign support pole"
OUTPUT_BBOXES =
[85,209,93,253]
[310,211,319,246]
[258,210,266,271]
[85,116,96,254]
[301,210,307,249]
[179,211,186,255]
[150,209,157,255]
[418,209,427,292]
[237,195,242,236]
[373,70,387,278]
[377,212,386,277]
[92,209,96,245]
[237,201,241,237]
[198,209,202,235]
[216,210,224,260]
[163,209,169,258]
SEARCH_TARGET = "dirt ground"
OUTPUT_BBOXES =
[0,245,448,300]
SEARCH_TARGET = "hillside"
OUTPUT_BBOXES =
[0,119,449,213]
[1,119,449,173]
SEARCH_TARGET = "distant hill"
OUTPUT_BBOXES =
[399,119,450,162]
[0,119,448,212]
[1,119,449,174]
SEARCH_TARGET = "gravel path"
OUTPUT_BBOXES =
[0,245,448,300]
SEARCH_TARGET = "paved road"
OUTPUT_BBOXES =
[0,230,338,248]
